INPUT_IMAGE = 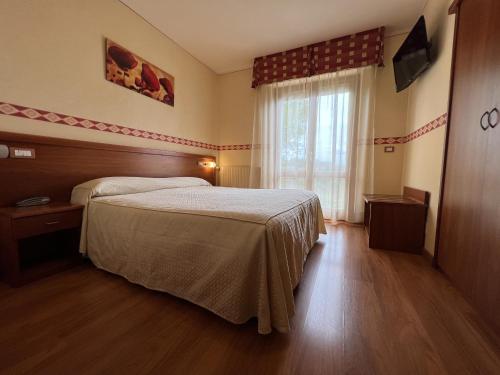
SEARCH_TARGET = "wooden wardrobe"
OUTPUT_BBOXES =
[436,0,500,335]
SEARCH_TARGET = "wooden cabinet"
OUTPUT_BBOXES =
[436,0,500,335]
[0,203,83,286]
[364,187,429,253]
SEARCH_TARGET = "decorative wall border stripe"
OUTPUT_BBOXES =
[0,101,447,151]
[373,136,407,145]
[219,144,252,151]
[0,101,252,152]
[374,113,448,145]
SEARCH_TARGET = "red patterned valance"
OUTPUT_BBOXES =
[251,27,385,88]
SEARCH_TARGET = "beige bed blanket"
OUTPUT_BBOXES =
[71,177,326,334]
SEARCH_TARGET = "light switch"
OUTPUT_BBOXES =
[384,146,395,153]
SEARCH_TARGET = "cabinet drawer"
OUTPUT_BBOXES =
[13,210,83,239]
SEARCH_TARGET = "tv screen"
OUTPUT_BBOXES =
[393,16,431,92]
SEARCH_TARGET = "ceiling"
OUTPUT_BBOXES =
[121,0,427,74]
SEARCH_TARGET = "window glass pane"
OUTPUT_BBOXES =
[278,88,351,219]
[279,97,308,189]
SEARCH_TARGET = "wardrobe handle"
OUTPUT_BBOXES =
[481,111,490,131]
[489,107,498,129]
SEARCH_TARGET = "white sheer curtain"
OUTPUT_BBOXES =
[250,66,376,222]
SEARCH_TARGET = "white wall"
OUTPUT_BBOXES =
[402,0,455,255]
[216,69,255,167]
[373,34,409,194]
[0,0,218,155]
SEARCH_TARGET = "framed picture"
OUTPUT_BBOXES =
[105,39,175,107]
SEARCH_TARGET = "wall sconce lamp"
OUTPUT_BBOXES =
[198,160,217,169]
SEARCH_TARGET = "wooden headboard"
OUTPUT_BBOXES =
[0,131,216,206]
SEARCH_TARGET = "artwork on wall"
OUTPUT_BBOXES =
[105,39,175,107]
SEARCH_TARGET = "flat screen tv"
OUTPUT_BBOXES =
[393,16,432,92]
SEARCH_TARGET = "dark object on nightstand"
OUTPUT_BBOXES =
[15,196,51,207]
[363,187,429,253]
[0,202,84,286]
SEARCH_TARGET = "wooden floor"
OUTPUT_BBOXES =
[1,224,500,375]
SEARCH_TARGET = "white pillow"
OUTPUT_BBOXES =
[72,176,211,199]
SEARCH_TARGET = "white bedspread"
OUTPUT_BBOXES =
[72,177,326,334]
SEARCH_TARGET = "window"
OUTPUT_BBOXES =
[278,83,353,219]
[251,67,375,222]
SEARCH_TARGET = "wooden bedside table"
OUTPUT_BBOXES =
[363,187,429,253]
[0,202,84,286]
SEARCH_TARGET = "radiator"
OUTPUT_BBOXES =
[218,165,250,188]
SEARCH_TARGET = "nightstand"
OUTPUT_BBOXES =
[0,203,84,286]
[363,187,429,253]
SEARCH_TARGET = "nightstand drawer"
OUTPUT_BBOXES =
[13,210,83,239]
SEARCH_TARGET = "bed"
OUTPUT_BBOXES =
[71,177,326,334]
